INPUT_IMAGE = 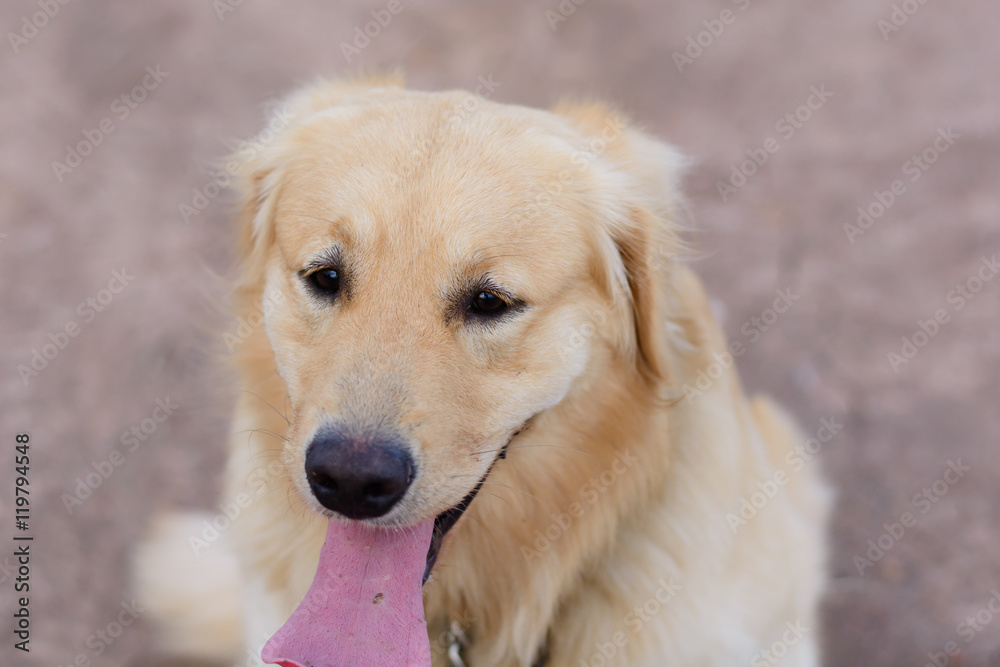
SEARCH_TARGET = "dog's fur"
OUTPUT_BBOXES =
[135,74,830,666]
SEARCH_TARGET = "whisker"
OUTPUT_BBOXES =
[247,452,287,467]
[480,479,541,499]
[284,485,298,521]
[446,475,542,506]
[237,428,290,443]
[462,511,491,533]
[474,490,511,509]
[239,389,292,426]
[469,443,591,458]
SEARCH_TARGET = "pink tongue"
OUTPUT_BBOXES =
[262,518,435,667]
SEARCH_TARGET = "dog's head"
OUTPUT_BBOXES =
[235,76,682,542]
[235,76,686,667]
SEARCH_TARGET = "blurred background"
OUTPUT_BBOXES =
[1,1,998,665]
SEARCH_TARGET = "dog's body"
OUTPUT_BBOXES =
[136,75,830,666]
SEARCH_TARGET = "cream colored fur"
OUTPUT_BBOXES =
[135,74,830,666]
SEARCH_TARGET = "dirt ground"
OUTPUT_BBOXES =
[1,1,998,665]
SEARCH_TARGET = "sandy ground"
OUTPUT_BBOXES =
[1,1,998,665]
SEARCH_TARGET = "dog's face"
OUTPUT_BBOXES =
[242,89,669,529]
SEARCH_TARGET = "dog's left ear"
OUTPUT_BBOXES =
[608,206,673,386]
[552,100,683,387]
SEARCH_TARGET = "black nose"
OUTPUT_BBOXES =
[304,430,415,519]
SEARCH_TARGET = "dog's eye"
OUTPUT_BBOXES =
[470,291,507,315]
[309,269,341,294]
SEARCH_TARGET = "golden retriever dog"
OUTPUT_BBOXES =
[135,73,830,667]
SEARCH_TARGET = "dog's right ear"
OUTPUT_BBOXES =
[233,152,281,296]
